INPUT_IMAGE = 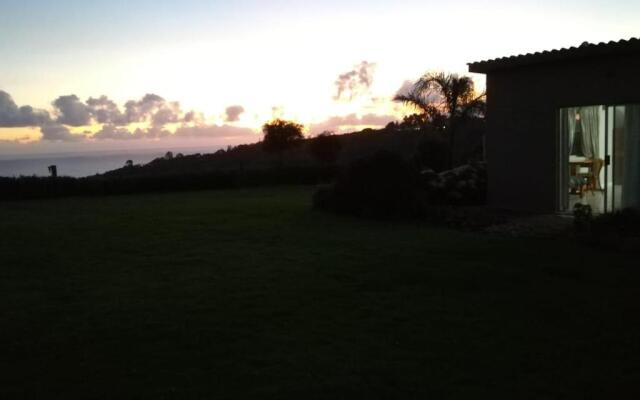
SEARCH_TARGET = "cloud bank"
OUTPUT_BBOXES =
[2,89,397,148]
[0,90,256,143]
[40,123,85,142]
[175,124,254,138]
[310,113,395,135]
[0,91,50,127]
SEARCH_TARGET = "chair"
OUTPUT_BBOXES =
[580,158,604,194]
[570,158,604,197]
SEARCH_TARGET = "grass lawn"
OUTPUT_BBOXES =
[1,186,639,399]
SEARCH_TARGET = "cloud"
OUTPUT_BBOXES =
[92,124,173,140]
[224,105,245,122]
[50,92,187,141]
[123,94,162,123]
[28,92,189,129]
[151,102,182,126]
[1,90,256,144]
[1,91,86,141]
[92,123,255,141]
[334,61,376,101]
[56,93,188,127]
[174,124,255,138]
[133,125,172,139]
[92,124,135,140]
[310,113,396,134]
[86,96,126,125]
[183,111,204,124]
[122,94,185,127]
[0,91,50,127]
[52,95,93,126]
[40,123,85,142]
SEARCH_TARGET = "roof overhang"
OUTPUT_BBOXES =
[468,38,640,74]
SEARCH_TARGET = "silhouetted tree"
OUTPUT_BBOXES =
[262,119,304,166]
[164,151,174,160]
[399,113,437,130]
[394,72,485,167]
[309,131,342,165]
[125,160,133,168]
[385,121,399,131]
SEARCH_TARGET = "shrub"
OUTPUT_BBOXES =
[577,207,640,251]
[309,131,342,165]
[573,203,593,232]
[313,151,425,218]
[414,136,449,172]
[420,162,487,206]
[313,153,489,220]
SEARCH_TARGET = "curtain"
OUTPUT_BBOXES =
[623,105,640,209]
[580,106,600,159]
[566,108,577,153]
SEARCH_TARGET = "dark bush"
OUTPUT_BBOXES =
[313,151,488,220]
[414,136,449,172]
[313,151,425,218]
[309,132,342,165]
[578,208,640,251]
[573,203,593,232]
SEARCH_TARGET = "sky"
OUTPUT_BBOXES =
[1,0,639,156]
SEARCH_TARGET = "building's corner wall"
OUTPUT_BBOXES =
[484,53,640,213]
[486,72,557,213]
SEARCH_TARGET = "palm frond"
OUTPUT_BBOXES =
[393,91,431,114]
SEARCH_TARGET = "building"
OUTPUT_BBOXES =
[468,38,640,214]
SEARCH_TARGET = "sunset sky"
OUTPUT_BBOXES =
[1,0,639,156]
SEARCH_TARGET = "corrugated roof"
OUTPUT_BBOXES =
[468,38,640,73]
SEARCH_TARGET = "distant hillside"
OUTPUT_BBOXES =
[0,123,485,201]
[98,123,483,179]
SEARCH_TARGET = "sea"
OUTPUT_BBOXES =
[0,151,168,178]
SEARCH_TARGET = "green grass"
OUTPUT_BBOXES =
[1,186,639,399]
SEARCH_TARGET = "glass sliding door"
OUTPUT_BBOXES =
[616,104,640,210]
[559,105,606,213]
[602,104,640,212]
[560,103,640,214]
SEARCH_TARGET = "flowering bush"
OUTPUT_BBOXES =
[313,153,489,222]
[421,162,487,205]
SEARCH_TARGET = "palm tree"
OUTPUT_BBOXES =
[394,72,485,168]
